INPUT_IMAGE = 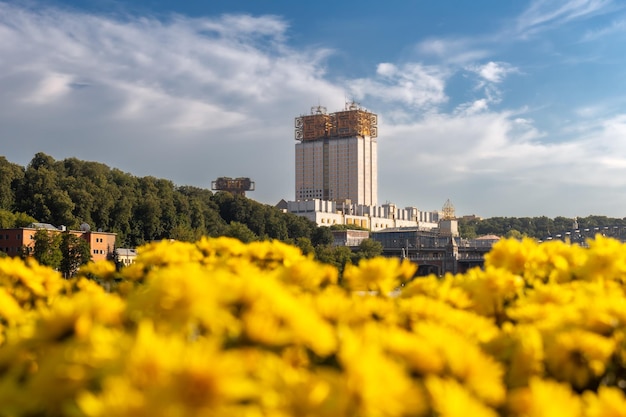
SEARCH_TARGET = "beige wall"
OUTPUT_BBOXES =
[295,136,377,205]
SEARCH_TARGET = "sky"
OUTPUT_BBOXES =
[2,0,626,218]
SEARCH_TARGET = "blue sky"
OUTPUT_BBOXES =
[2,0,626,218]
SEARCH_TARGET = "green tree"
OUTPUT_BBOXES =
[59,233,91,278]
[0,210,37,228]
[295,237,315,255]
[505,229,524,240]
[314,245,353,275]
[224,222,258,243]
[458,218,478,238]
[0,156,24,211]
[284,213,315,240]
[33,229,62,270]
[312,227,334,247]
[352,239,383,263]
[169,224,202,242]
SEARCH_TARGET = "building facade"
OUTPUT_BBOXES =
[286,199,441,232]
[0,223,116,262]
[288,103,444,231]
[295,103,378,206]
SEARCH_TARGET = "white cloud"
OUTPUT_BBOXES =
[22,73,74,104]
[347,62,448,112]
[416,37,489,64]
[0,2,345,204]
[378,106,626,216]
[454,99,489,116]
[468,61,518,84]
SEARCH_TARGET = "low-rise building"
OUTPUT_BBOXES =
[285,199,441,231]
[115,248,138,266]
[331,229,370,247]
[0,223,116,262]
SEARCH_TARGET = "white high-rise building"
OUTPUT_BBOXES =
[294,103,378,206]
[288,102,441,232]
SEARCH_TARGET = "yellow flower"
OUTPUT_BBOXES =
[338,326,427,417]
[412,322,505,406]
[401,274,473,309]
[0,287,22,325]
[425,376,498,417]
[584,386,626,417]
[581,235,626,282]
[343,257,416,295]
[543,329,615,389]
[454,266,524,321]
[507,377,582,417]
[485,237,536,276]
[279,257,338,290]
[77,261,118,289]
[485,324,545,389]
[0,257,65,308]
[397,295,500,344]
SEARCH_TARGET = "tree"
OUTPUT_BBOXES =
[224,222,258,243]
[314,245,353,275]
[295,237,315,255]
[505,229,524,240]
[353,239,383,262]
[0,210,37,228]
[0,156,24,211]
[59,233,91,278]
[169,224,202,242]
[312,227,334,247]
[33,229,62,270]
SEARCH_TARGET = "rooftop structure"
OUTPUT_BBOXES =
[295,103,378,142]
[211,177,255,197]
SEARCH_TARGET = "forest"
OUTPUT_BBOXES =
[2,153,625,262]
[0,153,381,270]
[458,214,626,240]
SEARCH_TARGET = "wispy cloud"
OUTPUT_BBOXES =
[581,18,626,40]
[22,73,74,104]
[515,0,615,37]
[347,63,448,113]
[416,37,489,65]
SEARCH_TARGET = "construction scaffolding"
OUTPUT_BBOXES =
[442,199,456,220]
[295,102,378,141]
[211,177,255,197]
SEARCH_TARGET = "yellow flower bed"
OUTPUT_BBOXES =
[2,236,626,416]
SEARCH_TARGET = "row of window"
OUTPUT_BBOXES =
[1,247,20,253]
[0,234,22,240]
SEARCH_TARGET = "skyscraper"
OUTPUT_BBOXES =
[294,102,378,206]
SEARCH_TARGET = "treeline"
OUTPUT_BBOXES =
[459,215,626,239]
[0,153,382,269]
[0,153,316,245]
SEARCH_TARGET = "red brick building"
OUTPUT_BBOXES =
[0,223,116,262]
